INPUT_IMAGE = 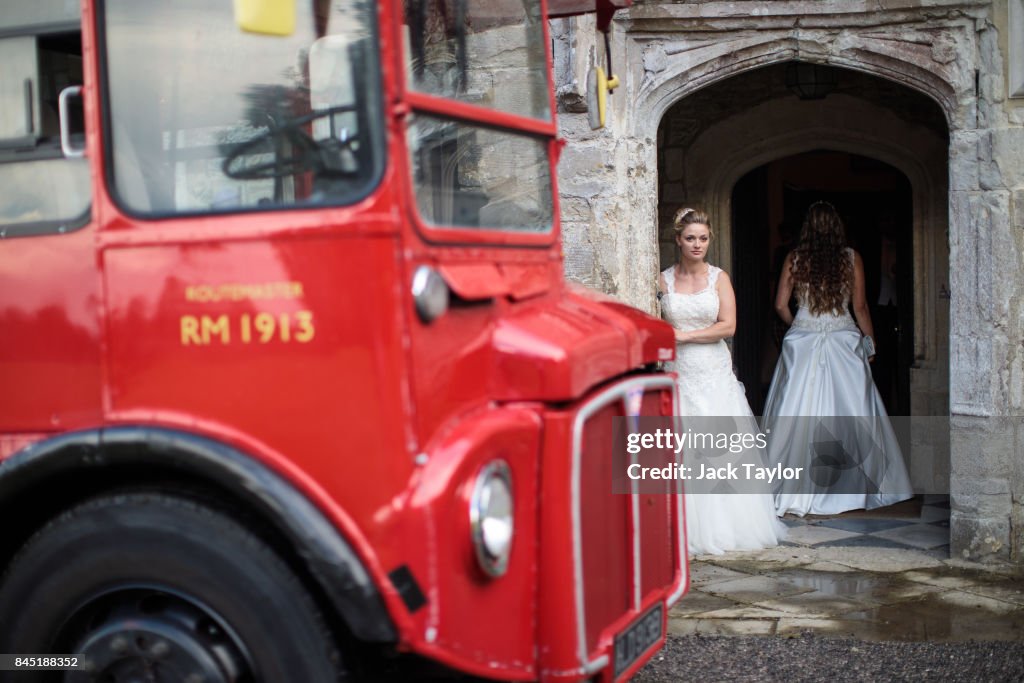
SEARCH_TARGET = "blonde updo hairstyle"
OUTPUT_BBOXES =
[673,207,713,240]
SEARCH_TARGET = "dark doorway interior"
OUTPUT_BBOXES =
[731,150,913,415]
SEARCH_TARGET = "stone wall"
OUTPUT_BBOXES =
[946,0,1024,562]
[552,0,1024,564]
[552,14,662,308]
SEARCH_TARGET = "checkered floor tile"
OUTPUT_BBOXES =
[780,496,950,556]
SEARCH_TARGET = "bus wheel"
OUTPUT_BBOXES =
[0,492,346,682]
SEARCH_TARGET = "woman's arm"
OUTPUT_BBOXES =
[774,252,795,325]
[675,271,738,343]
[851,251,875,357]
[658,272,669,319]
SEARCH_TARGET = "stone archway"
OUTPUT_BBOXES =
[553,4,1024,562]
[630,46,965,318]
[655,68,950,494]
[683,90,948,393]
[555,23,970,316]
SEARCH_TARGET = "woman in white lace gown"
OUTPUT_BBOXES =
[659,208,786,555]
[764,201,913,516]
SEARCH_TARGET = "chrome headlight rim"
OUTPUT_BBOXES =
[411,265,449,323]
[469,459,514,578]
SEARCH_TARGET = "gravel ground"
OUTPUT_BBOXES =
[632,633,1024,682]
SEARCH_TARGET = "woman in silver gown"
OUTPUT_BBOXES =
[763,202,913,516]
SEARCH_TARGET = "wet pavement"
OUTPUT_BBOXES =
[668,496,1024,642]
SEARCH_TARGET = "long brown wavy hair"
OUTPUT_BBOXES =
[791,202,852,315]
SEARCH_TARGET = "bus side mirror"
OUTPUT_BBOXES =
[586,66,619,130]
[234,0,296,36]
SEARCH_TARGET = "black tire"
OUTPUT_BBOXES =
[0,492,346,683]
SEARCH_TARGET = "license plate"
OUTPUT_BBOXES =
[613,603,664,679]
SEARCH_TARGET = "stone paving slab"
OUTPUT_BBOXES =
[782,524,862,546]
[691,546,819,569]
[813,535,915,551]
[800,560,859,573]
[670,497,1024,642]
[901,569,983,590]
[694,604,796,619]
[918,505,953,523]
[873,580,947,603]
[668,617,777,636]
[816,517,916,533]
[792,546,946,572]
[774,617,874,638]
[752,593,884,617]
[670,590,735,615]
[872,523,951,550]
[700,574,817,603]
[673,549,1024,642]
[957,582,1024,606]
[935,589,1022,614]
[686,562,748,587]
[838,600,1024,642]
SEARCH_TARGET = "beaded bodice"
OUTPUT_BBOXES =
[660,264,722,333]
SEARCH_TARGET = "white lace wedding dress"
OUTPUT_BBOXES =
[661,265,786,555]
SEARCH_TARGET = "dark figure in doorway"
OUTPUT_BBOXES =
[760,220,799,394]
[872,218,900,412]
[770,219,799,348]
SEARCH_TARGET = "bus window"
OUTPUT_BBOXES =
[0,31,90,236]
[404,0,550,122]
[102,0,384,217]
[407,114,553,232]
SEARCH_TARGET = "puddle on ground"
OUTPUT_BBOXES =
[836,595,1024,642]
[781,570,899,599]
[681,563,1024,642]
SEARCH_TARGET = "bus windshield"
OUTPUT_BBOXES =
[102,0,384,216]
[404,0,550,121]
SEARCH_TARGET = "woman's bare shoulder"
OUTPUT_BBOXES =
[712,266,733,290]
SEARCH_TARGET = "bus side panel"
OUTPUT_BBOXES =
[0,228,103,433]
[101,235,414,557]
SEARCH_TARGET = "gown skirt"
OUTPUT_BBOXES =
[676,358,789,555]
[762,313,914,516]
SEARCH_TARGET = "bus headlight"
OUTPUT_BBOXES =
[411,265,449,323]
[470,461,513,577]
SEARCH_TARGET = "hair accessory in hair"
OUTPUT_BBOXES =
[674,207,697,226]
[809,200,837,212]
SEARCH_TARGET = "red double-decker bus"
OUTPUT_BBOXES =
[0,0,686,680]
